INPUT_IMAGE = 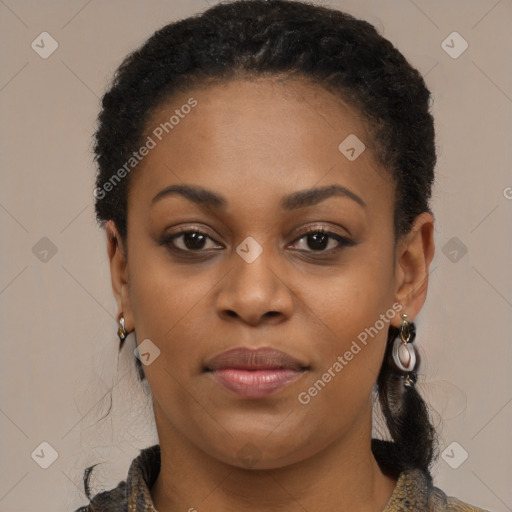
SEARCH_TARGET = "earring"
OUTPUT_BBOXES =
[392,313,417,377]
[117,315,127,343]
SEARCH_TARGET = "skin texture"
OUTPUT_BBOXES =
[106,78,435,512]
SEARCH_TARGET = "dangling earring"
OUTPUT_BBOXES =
[117,314,128,343]
[392,313,417,386]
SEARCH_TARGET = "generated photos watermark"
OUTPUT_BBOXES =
[297,302,403,405]
[93,97,198,200]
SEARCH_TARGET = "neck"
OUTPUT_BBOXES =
[150,403,397,512]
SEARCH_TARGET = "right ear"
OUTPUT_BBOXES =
[106,220,134,332]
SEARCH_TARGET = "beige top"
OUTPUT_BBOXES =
[74,443,489,511]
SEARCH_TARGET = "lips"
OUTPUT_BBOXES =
[204,347,308,399]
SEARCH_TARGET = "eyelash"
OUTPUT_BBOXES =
[160,225,354,257]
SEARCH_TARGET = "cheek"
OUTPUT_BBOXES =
[128,267,210,412]
[127,254,210,365]
[293,281,391,440]
[299,253,393,345]
[293,252,395,406]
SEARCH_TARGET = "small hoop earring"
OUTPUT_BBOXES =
[117,315,128,343]
[392,313,416,374]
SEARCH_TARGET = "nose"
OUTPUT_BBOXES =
[215,245,294,326]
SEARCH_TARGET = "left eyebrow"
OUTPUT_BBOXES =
[151,183,366,210]
[280,184,367,210]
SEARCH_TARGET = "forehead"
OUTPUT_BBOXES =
[128,77,393,217]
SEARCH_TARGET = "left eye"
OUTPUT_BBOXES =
[290,229,350,252]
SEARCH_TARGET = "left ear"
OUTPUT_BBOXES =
[391,212,435,327]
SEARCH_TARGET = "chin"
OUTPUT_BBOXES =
[199,421,322,470]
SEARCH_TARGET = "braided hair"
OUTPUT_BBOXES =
[84,0,438,501]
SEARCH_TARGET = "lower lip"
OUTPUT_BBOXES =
[209,369,305,399]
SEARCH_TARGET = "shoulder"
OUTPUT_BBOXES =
[384,466,490,512]
[401,468,490,511]
[72,444,161,511]
[72,480,127,512]
[429,485,490,512]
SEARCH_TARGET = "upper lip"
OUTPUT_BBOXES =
[204,347,308,372]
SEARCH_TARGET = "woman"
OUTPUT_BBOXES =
[75,0,488,510]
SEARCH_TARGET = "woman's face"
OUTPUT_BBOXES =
[109,77,432,469]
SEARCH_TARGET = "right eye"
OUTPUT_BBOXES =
[161,229,224,253]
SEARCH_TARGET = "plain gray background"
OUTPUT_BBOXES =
[0,1,511,511]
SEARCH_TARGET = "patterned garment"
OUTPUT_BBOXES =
[74,441,489,511]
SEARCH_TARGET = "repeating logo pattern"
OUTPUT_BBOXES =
[0,1,509,511]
